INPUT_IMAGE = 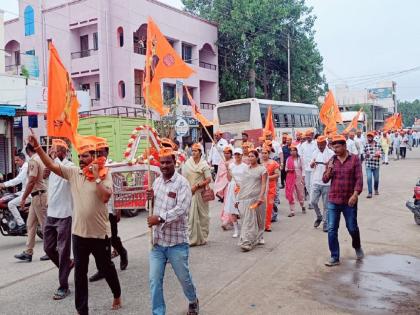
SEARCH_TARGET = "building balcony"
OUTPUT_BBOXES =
[71,49,99,77]
[200,103,215,110]
[199,61,217,70]
[4,64,22,75]
[133,43,146,55]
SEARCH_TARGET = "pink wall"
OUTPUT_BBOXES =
[5,0,219,125]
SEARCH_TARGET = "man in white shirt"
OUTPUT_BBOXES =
[207,130,228,175]
[309,136,334,232]
[354,130,365,161]
[43,139,74,300]
[300,130,317,208]
[0,152,29,233]
[343,131,358,155]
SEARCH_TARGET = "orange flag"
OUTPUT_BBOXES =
[383,114,397,132]
[395,113,403,129]
[47,43,80,145]
[264,106,276,139]
[144,17,194,115]
[184,86,213,126]
[320,91,342,134]
[343,109,363,134]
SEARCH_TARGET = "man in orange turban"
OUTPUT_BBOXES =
[25,133,122,311]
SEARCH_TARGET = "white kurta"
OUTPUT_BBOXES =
[225,162,248,215]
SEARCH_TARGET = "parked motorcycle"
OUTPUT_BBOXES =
[406,178,420,225]
[0,192,43,239]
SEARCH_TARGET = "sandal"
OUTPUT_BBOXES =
[53,288,70,300]
[288,213,295,217]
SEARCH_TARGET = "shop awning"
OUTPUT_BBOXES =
[0,105,23,117]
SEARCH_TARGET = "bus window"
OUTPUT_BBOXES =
[217,103,251,125]
[291,114,296,127]
[274,114,280,127]
[296,114,302,127]
[261,113,266,125]
[283,114,289,127]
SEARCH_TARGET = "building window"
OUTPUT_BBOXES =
[182,44,192,64]
[117,27,124,47]
[95,82,100,99]
[26,50,35,55]
[28,115,38,128]
[118,81,126,98]
[24,6,35,36]
[183,87,193,105]
[93,32,98,50]
[81,83,90,91]
[14,51,21,65]
[163,83,175,104]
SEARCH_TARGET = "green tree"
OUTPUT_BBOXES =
[398,100,420,127]
[183,0,325,103]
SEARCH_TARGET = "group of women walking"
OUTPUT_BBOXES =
[180,134,310,253]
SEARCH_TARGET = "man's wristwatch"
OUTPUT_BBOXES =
[95,178,102,184]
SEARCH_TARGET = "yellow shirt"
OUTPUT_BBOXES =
[27,153,47,192]
[60,165,112,239]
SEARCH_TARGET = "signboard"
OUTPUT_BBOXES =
[26,86,91,113]
[22,54,40,78]
[367,87,393,100]
[175,118,189,136]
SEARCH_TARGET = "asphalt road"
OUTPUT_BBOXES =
[0,148,419,315]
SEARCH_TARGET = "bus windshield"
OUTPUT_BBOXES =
[217,103,251,125]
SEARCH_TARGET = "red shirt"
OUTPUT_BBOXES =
[323,153,363,205]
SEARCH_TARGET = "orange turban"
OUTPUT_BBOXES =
[52,139,68,150]
[367,131,375,137]
[159,147,175,158]
[76,137,96,154]
[316,135,327,143]
[331,135,346,143]
[95,137,109,150]
[160,138,175,149]
[223,146,233,153]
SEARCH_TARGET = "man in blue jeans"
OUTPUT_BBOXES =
[323,135,364,267]
[147,147,199,315]
[364,131,383,198]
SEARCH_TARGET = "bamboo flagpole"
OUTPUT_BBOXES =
[145,31,153,249]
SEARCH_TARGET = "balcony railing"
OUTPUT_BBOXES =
[5,64,21,75]
[134,96,145,105]
[71,49,98,59]
[200,103,215,110]
[133,43,146,55]
[79,106,148,118]
[199,61,217,70]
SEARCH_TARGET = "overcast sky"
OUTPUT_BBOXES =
[1,0,419,101]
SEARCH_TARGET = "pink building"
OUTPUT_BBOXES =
[4,0,218,124]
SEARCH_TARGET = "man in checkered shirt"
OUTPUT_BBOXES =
[364,131,383,198]
[147,147,199,315]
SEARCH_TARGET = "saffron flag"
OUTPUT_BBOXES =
[47,43,80,145]
[383,114,397,132]
[320,91,342,134]
[144,17,194,115]
[264,106,276,139]
[184,86,213,127]
[395,113,403,129]
[343,109,363,134]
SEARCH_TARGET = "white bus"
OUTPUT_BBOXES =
[338,111,367,133]
[213,98,320,139]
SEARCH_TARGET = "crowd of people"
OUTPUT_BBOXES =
[0,126,417,315]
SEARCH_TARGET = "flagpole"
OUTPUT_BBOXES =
[145,36,153,249]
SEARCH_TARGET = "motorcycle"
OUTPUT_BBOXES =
[406,178,420,225]
[0,192,43,239]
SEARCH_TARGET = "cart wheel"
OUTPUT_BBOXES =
[122,209,139,217]
[414,214,420,225]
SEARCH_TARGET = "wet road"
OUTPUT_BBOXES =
[0,148,419,314]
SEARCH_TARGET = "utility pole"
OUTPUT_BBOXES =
[287,33,291,102]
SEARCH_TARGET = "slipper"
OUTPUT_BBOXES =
[288,213,295,217]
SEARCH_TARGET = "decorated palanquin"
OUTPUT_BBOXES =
[107,125,162,212]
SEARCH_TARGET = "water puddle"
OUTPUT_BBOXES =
[310,254,420,314]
